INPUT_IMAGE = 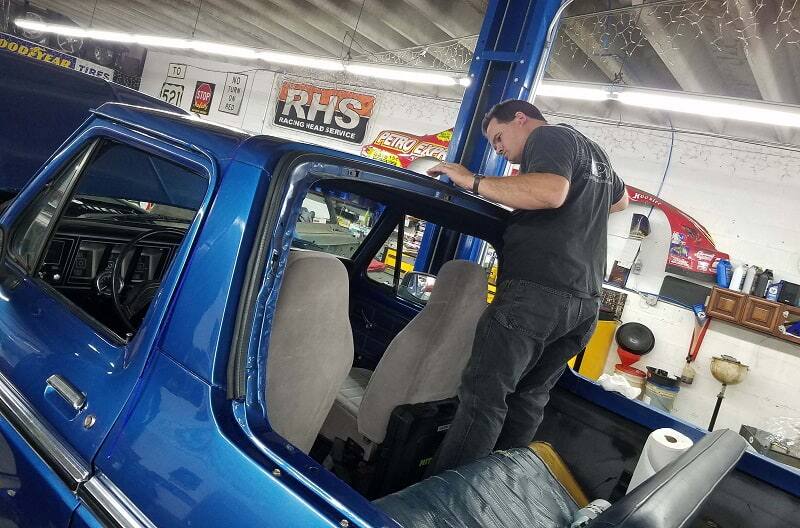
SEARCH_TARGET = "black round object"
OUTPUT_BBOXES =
[616,322,655,355]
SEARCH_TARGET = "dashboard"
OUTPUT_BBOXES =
[40,234,177,295]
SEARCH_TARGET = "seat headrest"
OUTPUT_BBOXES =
[428,259,490,305]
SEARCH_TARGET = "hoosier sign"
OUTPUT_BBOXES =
[274,81,375,144]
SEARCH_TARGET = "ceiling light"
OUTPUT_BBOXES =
[16,19,88,38]
[536,82,609,101]
[616,91,800,128]
[136,35,189,48]
[345,64,459,86]
[537,80,800,128]
[259,51,343,71]
[192,41,258,59]
[13,18,468,87]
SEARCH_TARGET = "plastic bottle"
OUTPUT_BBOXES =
[742,265,758,295]
[716,259,732,288]
[766,281,782,302]
[753,269,773,298]
[729,264,746,291]
[680,361,696,385]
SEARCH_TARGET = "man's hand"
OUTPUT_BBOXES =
[426,162,475,190]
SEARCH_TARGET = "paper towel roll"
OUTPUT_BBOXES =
[626,428,693,493]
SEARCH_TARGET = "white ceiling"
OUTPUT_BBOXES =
[18,0,800,145]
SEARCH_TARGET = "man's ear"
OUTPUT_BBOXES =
[514,111,528,125]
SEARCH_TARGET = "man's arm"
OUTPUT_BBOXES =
[426,162,569,210]
[610,188,629,213]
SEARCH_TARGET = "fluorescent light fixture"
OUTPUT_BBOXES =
[192,40,257,59]
[537,80,800,128]
[536,82,610,101]
[345,64,459,86]
[617,91,800,128]
[16,19,89,38]
[259,50,343,71]
[136,35,189,49]
[13,18,470,87]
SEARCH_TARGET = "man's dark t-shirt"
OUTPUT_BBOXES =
[500,124,625,298]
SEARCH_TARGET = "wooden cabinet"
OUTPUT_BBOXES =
[707,286,800,346]
[708,288,745,322]
[741,297,780,332]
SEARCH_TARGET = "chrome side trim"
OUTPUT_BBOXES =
[81,472,157,528]
[0,369,89,486]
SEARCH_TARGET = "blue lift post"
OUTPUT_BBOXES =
[414,0,566,272]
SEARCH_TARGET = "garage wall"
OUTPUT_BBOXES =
[138,51,462,156]
[557,116,800,434]
[138,51,800,434]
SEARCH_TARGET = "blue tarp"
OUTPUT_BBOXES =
[0,50,186,195]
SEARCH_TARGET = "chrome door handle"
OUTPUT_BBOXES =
[46,375,86,411]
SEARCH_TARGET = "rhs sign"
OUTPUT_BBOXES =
[274,80,375,144]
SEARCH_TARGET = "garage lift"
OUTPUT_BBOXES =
[415,0,566,272]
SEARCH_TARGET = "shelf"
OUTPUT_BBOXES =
[707,287,800,346]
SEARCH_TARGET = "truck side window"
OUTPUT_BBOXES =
[10,143,95,272]
[10,138,208,339]
[291,187,384,259]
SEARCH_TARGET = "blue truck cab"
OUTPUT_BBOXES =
[0,101,797,527]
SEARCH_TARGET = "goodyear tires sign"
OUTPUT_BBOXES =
[0,32,114,81]
[274,80,375,144]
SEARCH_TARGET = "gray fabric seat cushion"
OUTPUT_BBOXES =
[337,367,372,416]
[375,447,579,528]
[266,251,354,454]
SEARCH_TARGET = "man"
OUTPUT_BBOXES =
[427,99,628,473]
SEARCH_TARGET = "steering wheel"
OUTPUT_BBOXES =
[111,228,183,334]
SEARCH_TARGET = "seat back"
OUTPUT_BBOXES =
[358,260,487,443]
[266,251,354,453]
[591,429,746,527]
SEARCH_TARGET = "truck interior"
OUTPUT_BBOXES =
[245,157,771,527]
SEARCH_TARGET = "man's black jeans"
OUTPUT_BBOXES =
[430,279,599,474]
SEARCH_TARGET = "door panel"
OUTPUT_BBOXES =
[0,263,137,463]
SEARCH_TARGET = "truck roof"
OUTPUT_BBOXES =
[93,103,510,227]
[95,102,254,163]
[94,103,416,180]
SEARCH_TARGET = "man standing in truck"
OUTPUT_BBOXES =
[426,99,628,473]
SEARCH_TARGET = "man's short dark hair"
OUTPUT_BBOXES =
[481,99,546,134]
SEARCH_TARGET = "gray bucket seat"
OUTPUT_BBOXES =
[267,251,354,453]
[321,259,487,457]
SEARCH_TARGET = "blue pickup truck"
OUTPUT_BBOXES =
[0,68,798,528]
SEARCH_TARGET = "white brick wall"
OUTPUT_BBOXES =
[561,116,800,434]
